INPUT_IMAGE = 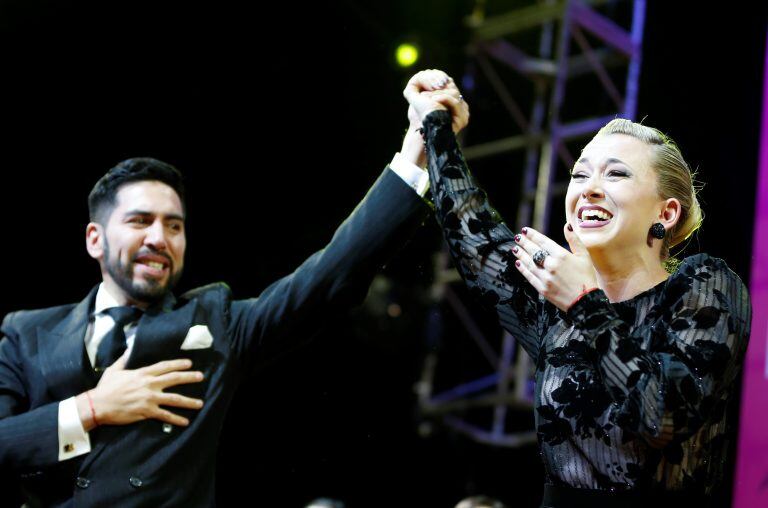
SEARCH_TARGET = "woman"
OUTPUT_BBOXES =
[404,69,751,507]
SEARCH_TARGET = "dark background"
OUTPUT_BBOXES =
[0,1,765,506]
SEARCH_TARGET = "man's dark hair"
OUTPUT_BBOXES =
[88,157,186,224]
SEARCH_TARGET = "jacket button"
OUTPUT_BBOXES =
[129,476,143,488]
[162,423,173,434]
[75,477,90,489]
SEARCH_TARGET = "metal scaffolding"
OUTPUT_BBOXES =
[418,0,646,447]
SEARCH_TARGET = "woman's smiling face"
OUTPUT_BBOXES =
[565,133,672,255]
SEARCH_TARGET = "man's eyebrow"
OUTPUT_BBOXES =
[123,210,185,221]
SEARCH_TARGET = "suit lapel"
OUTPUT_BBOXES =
[125,296,197,369]
[37,286,98,401]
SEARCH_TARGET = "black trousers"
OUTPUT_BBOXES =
[540,484,711,508]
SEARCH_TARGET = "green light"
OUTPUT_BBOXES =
[395,43,419,68]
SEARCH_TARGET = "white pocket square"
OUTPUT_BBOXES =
[180,325,214,350]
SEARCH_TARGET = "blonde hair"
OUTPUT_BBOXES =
[593,118,703,272]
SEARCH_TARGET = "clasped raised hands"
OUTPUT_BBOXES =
[403,69,470,133]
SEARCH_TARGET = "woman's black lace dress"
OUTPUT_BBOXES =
[422,110,751,494]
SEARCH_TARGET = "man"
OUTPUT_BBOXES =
[0,118,439,506]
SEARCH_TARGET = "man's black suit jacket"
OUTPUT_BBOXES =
[0,168,429,507]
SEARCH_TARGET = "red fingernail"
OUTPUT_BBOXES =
[521,227,528,235]
[567,223,573,232]
[515,260,521,267]
[512,246,519,254]
[514,234,521,242]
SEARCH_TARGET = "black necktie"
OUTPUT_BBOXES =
[94,306,142,372]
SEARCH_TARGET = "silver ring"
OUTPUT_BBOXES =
[532,249,549,268]
[458,94,464,102]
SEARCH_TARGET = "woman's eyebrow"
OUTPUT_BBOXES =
[577,157,633,170]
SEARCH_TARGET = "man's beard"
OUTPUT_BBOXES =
[103,239,183,305]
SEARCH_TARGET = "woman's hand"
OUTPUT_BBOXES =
[512,223,599,312]
[403,69,470,133]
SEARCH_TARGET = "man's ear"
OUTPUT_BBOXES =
[86,222,104,260]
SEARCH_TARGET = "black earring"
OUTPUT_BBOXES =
[649,222,665,239]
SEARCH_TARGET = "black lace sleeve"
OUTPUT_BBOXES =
[422,109,545,360]
[566,253,751,449]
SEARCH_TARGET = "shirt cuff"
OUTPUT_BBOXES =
[389,152,430,197]
[58,397,91,461]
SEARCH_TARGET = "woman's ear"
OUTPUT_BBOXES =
[659,197,682,230]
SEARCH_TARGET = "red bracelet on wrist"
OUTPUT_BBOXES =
[86,390,99,427]
[568,287,600,310]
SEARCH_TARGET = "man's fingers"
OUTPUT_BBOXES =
[141,358,193,376]
[433,94,463,113]
[156,392,204,410]
[107,350,129,371]
[155,370,205,389]
[403,81,421,101]
[430,83,461,98]
[152,407,191,427]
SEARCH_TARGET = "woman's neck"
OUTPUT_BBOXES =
[589,249,670,302]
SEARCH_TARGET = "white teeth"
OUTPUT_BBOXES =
[146,261,164,270]
[580,209,612,221]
